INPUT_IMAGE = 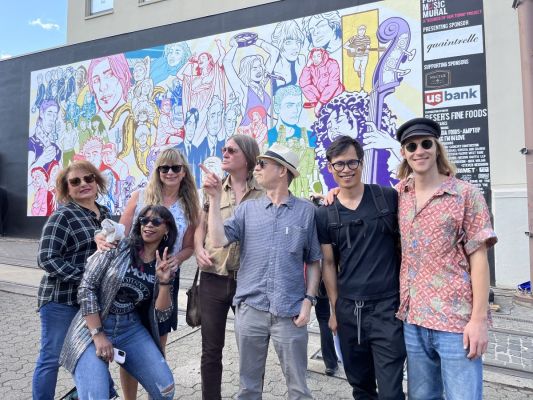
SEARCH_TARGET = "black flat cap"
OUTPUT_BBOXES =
[396,117,441,143]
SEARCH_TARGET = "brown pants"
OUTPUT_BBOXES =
[199,271,237,400]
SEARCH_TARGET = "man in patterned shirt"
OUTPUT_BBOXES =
[395,118,497,400]
[201,143,322,399]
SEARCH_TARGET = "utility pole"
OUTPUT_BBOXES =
[514,0,533,304]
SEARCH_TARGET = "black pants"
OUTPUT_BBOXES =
[336,295,406,400]
[315,294,338,369]
[198,271,237,400]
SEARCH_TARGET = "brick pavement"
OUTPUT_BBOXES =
[2,289,533,399]
[2,237,533,398]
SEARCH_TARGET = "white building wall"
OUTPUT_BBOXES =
[484,0,529,287]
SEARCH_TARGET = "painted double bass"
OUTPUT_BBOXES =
[362,17,415,185]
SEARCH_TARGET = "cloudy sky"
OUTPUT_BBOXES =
[0,0,67,60]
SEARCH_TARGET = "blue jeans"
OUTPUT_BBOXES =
[74,311,174,399]
[32,301,79,400]
[404,322,483,400]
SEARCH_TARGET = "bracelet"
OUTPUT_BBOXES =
[159,281,172,286]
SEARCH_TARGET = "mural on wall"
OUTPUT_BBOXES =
[27,1,423,216]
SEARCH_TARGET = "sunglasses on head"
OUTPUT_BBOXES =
[222,146,239,155]
[404,139,434,153]
[330,159,361,172]
[68,174,96,187]
[256,159,270,169]
[139,216,166,227]
[158,165,183,174]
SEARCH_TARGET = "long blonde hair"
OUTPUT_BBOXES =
[397,139,456,180]
[144,148,200,226]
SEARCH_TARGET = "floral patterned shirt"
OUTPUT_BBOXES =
[395,175,497,333]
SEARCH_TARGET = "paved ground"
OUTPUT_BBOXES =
[1,237,533,399]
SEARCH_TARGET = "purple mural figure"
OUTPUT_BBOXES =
[361,17,415,186]
[313,17,415,189]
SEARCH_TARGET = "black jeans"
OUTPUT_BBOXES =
[336,295,406,400]
[315,295,338,370]
[198,271,237,400]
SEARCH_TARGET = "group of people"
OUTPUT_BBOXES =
[32,117,496,400]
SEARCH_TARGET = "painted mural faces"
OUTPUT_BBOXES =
[27,1,422,216]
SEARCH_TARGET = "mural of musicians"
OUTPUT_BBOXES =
[15,1,505,398]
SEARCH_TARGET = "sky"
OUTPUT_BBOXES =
[0,0,67,60]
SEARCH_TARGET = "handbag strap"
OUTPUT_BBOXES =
[192,267,200,286]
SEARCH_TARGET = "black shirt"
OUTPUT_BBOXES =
[316,185,400,301]
[110,260,156,314]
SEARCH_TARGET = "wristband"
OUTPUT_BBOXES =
[159,281,172,286]
[304,294,318,306]
[89,326,104,337]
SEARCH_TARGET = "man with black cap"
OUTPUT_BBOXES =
[395,117,497,400]
[316,135,406,399]
[201,143,322,400]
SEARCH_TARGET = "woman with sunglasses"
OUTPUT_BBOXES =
[60,205,177,399]
[32,160,112,400]
[395,118,497,400]
[194,134,263,399]
[96,147,199,399]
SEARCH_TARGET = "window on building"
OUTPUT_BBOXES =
[88,0,114,15]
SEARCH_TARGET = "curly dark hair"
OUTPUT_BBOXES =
[129,205,178,267]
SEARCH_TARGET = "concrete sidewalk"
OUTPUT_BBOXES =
[1,237,533,399]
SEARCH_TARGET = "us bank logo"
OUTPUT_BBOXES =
[425,85,481,109]
[424,25,484,61]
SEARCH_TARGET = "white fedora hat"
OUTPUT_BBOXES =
[257,143,300,178]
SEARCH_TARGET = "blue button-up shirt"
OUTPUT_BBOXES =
[224,194,322,317]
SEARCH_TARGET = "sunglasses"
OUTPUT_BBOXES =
[256,159,270,169]
[68,174,96,187]
[158,165,183,174]
[222,146,239,155]
[139,216,166,227]
[330,159,361,172]
[404,139,434,153]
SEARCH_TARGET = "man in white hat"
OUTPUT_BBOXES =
[201,143,322,400]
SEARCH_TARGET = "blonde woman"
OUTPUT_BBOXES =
[96,147,200,399]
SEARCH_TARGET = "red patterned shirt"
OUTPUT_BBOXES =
[395,176,497,333]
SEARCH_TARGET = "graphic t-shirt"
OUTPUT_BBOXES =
[110,260,155,314]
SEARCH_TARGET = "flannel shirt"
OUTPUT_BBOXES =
[37,201,110,309]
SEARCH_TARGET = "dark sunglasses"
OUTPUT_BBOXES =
[404,139,434,153]
[222,146,239,155]
[256,159,270,169]
[158,165,183,174]
[139,216,166,227]
[330,159,361,172]
[68,174,96,187]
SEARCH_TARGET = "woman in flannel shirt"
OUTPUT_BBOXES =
[32,160,111,400]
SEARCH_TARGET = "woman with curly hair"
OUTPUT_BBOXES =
[61,205,178,399]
